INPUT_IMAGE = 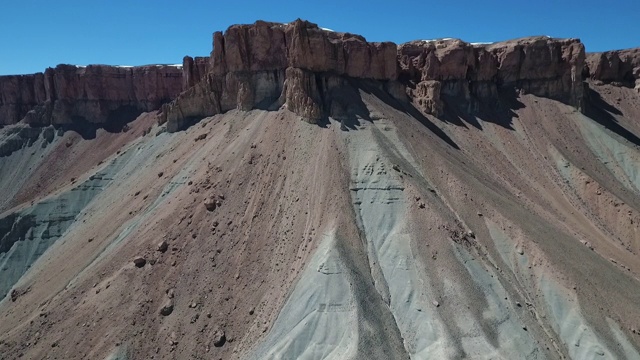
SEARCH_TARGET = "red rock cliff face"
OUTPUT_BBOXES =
[162,20,399,131]
[183,56,210,90]
[1,19,602,132]
[0,73,48,125]
[0,64,184,126]
[162,20,588,131]
[586,48,640,91]
[398,37,585,115]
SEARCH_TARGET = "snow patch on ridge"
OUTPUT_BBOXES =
[422,38,454,42]
[70,64,183,69]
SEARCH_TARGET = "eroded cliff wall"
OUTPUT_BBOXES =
[586,48,640,91]
[0,64,184,126]
[161,20,588,131]
[398,36,585,115]
[2,19,638,133]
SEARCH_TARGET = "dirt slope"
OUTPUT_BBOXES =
[0,82,640,360]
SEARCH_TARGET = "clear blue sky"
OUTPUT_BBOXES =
[1,0,639,75]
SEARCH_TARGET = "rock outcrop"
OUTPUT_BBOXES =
[399,37,585,115]
[0,64,184,127]
[162,21,588,131]
[4,19,634,133]
[182,56,210,90]
[586,48,640,91]
[161,19,400,131]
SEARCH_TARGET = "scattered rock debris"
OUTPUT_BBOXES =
[133,256,147,268]
[204,196,222,211]
[448,227,476,247]
[157,240,169,252]
[212,329,226,347]
[580,240,595,250]
[10,287,32,302]
[10,289,20,302]
[167,288,175,299]
[159,299,174,316]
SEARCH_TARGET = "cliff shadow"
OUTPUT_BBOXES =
[439,97,481,130]
[584,87,640,146]
[54,119,98,140]
[103,106,145,133]
[439,88,525,131]
[54,106,145,140]
[356,80,460,150]
[315,77,372,131]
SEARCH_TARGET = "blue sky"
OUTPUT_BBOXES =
[1,0,639,75]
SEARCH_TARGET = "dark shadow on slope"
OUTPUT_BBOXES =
[0,126,45,158]
[439,88,525,131]
[440,97,479,130]
[0,213,37,254]
[358,78,525,135]
[356,80,460,150]
[57,118,99,139]
[584,87,640,146]
[0,105,150,158]
[402,104,461,150]
[318,77,372,131]
[488,87,525,129]
[61,106,144,139]
[314,116,331,129]
[103,105,144,133]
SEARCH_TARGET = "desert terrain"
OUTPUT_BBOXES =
[0,20,640,360]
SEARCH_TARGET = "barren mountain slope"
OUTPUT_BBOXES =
[0,80,639,359]
[1,19,640,360]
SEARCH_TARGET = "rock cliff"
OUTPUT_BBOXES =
[161,19,399,131]
[398,36,585,115]
[2,19,638,133]
[161,20,588,131]
[0,64,184,127]
[182,56,210,90]
[586,48,640,91]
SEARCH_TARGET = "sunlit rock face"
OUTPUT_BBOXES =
[162,21,587,131]
[586,48,640,91]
